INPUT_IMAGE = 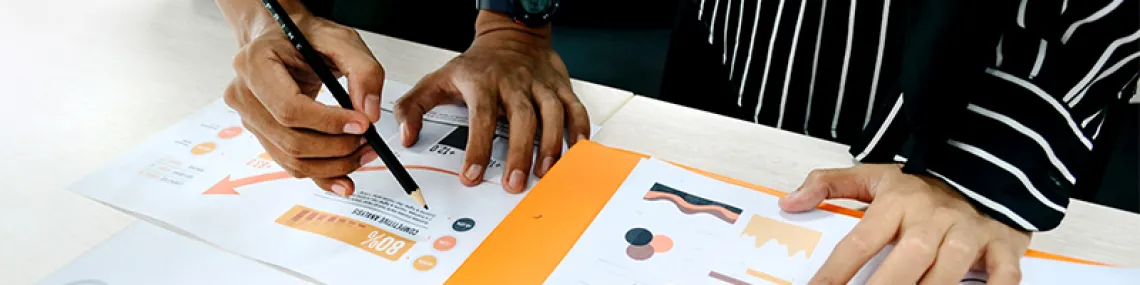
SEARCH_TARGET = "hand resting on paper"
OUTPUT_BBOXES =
[778,164,1032,285]
[219,0,385,197]
[394,11,590,194]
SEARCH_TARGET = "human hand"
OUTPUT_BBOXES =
[224,11,385,197]
[394,14,590,194]
[778,164,1032,285]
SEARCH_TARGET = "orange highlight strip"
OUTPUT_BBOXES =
[746,268,791,285]
[275,205,415,261]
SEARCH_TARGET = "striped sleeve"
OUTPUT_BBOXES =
[850,0,1139,232]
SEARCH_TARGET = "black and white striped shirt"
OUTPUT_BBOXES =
[660,0,1138,231]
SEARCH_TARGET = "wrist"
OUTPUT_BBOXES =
[474,10,552,48]
[218,0,312,46]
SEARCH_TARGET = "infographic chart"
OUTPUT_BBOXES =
[545,159,863,285]
[70,80,577,284]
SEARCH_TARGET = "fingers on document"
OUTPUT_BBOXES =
[919,223,984,285]
[810,205,902,285]
[395,73,460,147]
[555,82,590,146]
[983,242,1024,285]
[461,90,498,187]
[866,210,952,284]
[502,87,538,194]
[780,168,876,212]
[532,83,564,178]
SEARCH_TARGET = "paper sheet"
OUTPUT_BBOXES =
[36,222,310,285]
[69,80,594,285]
[545,158,1138,285]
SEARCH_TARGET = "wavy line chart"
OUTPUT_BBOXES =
[643,183,743,224]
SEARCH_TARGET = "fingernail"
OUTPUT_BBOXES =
[364,94,380,118]
[360,151,378,165]
[539,156,555,175]
[577,134,587,143]
[332,183,348,197]
[344,122,365,134]
[508,170,526,192]
[400,123,410,140]
[464,164,483,181]
[359,137,368,145]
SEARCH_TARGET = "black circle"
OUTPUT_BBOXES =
[452,218,476,232]
[624,228,654,246]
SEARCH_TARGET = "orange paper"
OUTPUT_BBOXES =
[448,141,1103,284]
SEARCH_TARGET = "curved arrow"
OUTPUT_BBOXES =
[204,165,481,195]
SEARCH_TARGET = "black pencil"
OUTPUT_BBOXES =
[261,0,427,209]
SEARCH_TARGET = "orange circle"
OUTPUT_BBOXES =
[650,235,673,253]
[190,142,217,155]
[217,127,243,139]
[433,236,457,251]
[413,255,437,271]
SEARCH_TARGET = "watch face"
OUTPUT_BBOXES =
[518,0,551,14]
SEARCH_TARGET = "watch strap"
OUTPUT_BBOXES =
[477,0,512,13]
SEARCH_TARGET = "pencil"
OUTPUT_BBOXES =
[261,0,428,209]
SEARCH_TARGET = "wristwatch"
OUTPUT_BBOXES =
[477,0,560,27]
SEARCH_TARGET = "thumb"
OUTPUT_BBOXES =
[394,73,458,147]
[779,168,874,212]
[310,27,385,122]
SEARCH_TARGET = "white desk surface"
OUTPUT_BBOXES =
[0,1,631,284]
[596,96,1140,267]
[1,0,1135,284]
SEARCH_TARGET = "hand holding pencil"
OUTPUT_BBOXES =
[218,0,389,198]
[256,0,428,208]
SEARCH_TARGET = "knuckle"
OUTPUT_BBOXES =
[469,100,496,117]
[806,169,830,183]
[840,233,877,255]
[223,84,241,109]
[508,99,536,117]
[994,266,1022,281]
[278,139,306,158]
[272,104,303,127]
[358,63,384,78]
[539,96,564,113]
[942,238,978,257]
[898,236,936,253]
[514,66,533,78]
[329,26,359,38]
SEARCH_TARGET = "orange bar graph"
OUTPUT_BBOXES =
[275,205,416,261]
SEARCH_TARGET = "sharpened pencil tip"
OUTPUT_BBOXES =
[409,188,428,210]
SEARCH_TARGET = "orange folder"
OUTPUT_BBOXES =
[448,140,1104,284]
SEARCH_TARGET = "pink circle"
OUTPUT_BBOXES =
[650,235,673,253]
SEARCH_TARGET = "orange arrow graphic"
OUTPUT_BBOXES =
[204,165,480,195]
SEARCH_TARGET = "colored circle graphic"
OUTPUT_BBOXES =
[650,234,673,252]
[433,236,457,251]
[413,255,437,271]
[452,218,475,232]
[626,245,654,260]
[191,142,217,155]
[217,127,243,139]
[625,228,653,246]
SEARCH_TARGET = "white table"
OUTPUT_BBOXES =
[0,1,631,284]
[596,96,1140,267]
